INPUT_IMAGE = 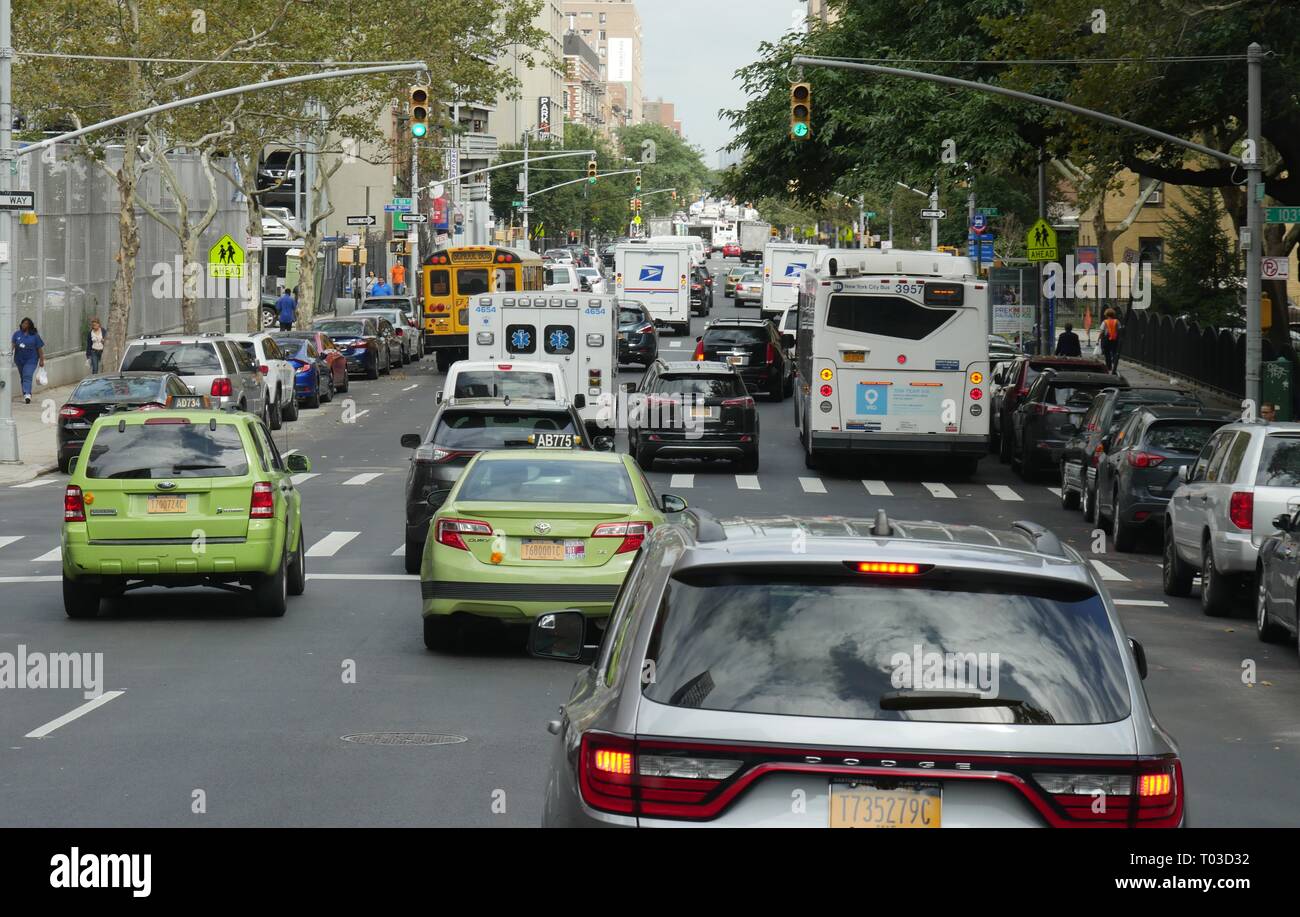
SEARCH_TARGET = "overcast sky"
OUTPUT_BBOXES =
[641,0,802,167]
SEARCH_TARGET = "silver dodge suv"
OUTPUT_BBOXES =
[119,334,267,423]
[530,510,1184,828]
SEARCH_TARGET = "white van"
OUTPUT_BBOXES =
[648,235,704,268]
[614,241,693,336]
[762,242,827,322]
[467,293,617,432]
[544,262,581,292]
[439,359,572,407]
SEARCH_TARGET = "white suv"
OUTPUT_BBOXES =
[225,332,299,430]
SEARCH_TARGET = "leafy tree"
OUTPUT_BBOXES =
[1152,186,1242,325]
[614,123,712,219]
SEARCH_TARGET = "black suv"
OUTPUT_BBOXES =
[399,399,602,573]
[625,360,759,472]
[617,301,659,366]
[1009,370,1126,478]
[689,265,714,316]
[693,318,793,402]
[1059,386,1201,518]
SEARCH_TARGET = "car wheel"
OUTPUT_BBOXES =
[736,448,759,473]
[337,371,350,393]
[1082,478,1097,523]
[321,375,334,404]
[287,526,306,597]
[1256,566,1287,643]
[784,372,794,398]
[268,395,283,431]
[282,388,299,421]
[1162,524,1194,597]
[1200,540,1234,617]
[423,615,458,652]
[769,373,784,402]
[404,537,423,575]
[435,352,451,373]
[62,575,100,619]
[254,550,288,617]
[380,352,391,375]
[366,356,380,380]
[1016,438,1033,479]
[304,377,321,409]
[998,424,1013,463]
[1111,490,1137,552]
[1060,464,1080,510]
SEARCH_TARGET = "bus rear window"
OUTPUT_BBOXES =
[825,294,956,340]
[428,270,450,297]
[457,270,488,296]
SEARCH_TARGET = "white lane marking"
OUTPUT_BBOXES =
[26,691,126,739]
[291,473,319,485]
[33,547,61,562]
[987,484,1023,502]
[392,544,405,556]
[307,573,419,581]
[799,477,827,494]
[402,384,419,392]
[11,478,55,488]
[1113,599,1168,607]
[669,340,682,348]
[340,472,382,486]
[669,474,694,489]
[353,409,370,420]
[922,482,957,499]
[735,475,761,490]
[1046,486,1063,497]
[0,575,60,583]
[1090,559,1130,582]
[863,480,893,497]
[0,535,25,551]
[306,531,360,557]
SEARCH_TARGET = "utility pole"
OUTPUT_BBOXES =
[410,135,419,288]
[928,183,939,251]
[0,0,15,462]
[521,130,530,251]
[1244,42,1263,406]
[1038,150,1048,354]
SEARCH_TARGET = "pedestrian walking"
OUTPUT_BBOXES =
[364,271,377,295]
[372,277,393,297]
[391,262,406,295]
[85,317,105,374]
[11,316,44,403]
[1260,402,1277,422]
[275,287,298,331]
[1054,322,1081,357]
[1100,308,1122,374]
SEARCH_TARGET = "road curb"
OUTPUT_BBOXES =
[0,459,59,487]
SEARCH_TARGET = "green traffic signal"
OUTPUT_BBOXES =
[791,122,808,138]
[411,122,427,138]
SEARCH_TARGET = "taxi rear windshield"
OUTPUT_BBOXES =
[121,343,221,376]
[643,573,1130,725]
[453,371,557,401]
[85,424,249,479]
[434,410,578,450]
[458,458,635,504]
[826,294,956,340]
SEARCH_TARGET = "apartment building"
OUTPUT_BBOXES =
[562,0,644,127]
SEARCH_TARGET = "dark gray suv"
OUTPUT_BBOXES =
[530,510,1184,828]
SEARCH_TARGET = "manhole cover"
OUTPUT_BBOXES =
[341,733,467,746]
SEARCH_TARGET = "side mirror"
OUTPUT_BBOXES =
[781,332,795,348]
[695,336,703,343]
[67,455,78,474]
[435,390,443,404]
[1178,464,1190,482]
[622,382,637,394]
[1129,637,1148,681]
[573,394,586,409]
[400,433,421,449]
[661,493,688,513]
[285,453,312,473]
[1273,513,1292,532]
[427,488,452,508]
[1100,435,1113,453]
[528,610,597,664]
[593,435,615,452]
[1060,423,1077,436]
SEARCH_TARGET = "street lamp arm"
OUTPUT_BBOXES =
[443,150,597,186]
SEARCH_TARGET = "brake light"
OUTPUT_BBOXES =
[1229,491,1253,530]
[1032,758,1182,827]
[638,323,654,334]
[1030,403,1069,415]
[58,406,84,419]
[497,364,512,370]
[896,354,906,365]
[721,396,754,409]
[1091,443,1105,467]
[143,417,190,424]
[211,378,233,397]
[819,384,833,397]
[852,562,927,575]
[765,342,775,364]
[1127,452,1165,468]
[64,485,85,522]
[249,481,274,519]
[415,445,474,465]
[578,733,743,817]
[591,521,653,553]
[693,339,705,361]
[436,517,492,550]
[395,328,404,336]
[258,365,269,375]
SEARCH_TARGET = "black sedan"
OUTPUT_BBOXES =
[311,317,390,379]
[625,360,759,472]
[56,372,191,472]
[1258,507,1300,647]
[617,301,658,367]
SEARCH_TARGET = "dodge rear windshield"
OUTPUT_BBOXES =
[85,423,249,479]
[643,573,1130,725]
[121,343,221,377]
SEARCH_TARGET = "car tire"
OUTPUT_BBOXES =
[784,372,794,398]
[1256,567,1288,643]
[337,372,350,394]
[366,356,380,380]
[254,550,289,617]
[423,615,457,652]
[804,447,821,470]
[268,396,282,430]
[737,448,759,473]
[287,526,306,597]
[282,389,299,422]
[62,575,100,619]
[380,352,391,376]
[769,373,784,402]
[404,537,423,575]
[1111,490,1137,552]
[998,424,1013,464]
[1200,540,1234,617]
[635,443,655,471]
[321,375,334,404]
[677,323,689,337]
[1162,524,1194,597]
[1016,438,1033,479]
[304,377,321,409]
[435,352,451,373]
[1081,477,1097,523]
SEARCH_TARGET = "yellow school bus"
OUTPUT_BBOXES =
[422,246,544,370]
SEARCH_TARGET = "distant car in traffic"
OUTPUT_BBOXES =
[119,335,268,424]
[575,267,606,293]
[625,360,759,472]
[992,355,1110,459]
[225,331,300,430]
[724,266,749,298]
[693,317,793,402]
[732,271,762,306]
[722,241,741,258]
[689,265,713,316]
[273,335,337,408]
[311,317,390,379]
[273,331,350,396]
[55,372,192,473]
[1008,370,1127,479]
[617,301,659,367]
[351,306,421,365]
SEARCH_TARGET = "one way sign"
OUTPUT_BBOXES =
[346,215,377,226]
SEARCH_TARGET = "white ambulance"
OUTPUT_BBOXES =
[615,241,693,336]
[467,292,618,433]
[762,242,827,322]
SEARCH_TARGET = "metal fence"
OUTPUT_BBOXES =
[1120,305,1278,398]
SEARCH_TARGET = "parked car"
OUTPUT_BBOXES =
[689,265,713,316]
[1163,420,1300,616]
[352,305,421,365]
[119,334,268,423]
[617,301,659,367]
[1255,506,1300,646]
[1008,370,1126,478]
[543,248,575,264]
[225,332,299,430]
[259,205,298,241]
[1059,386,1202,518]
[272,331,349,395]
[531,511,1182,827]
[1095,405,1238,551]
[626,360,759,472]
[311,317,390,379]
[733,271,762,306]
[55,372,192,473]
[992,355,1111,460]
[693,318,794,402]
[273,336,336,408]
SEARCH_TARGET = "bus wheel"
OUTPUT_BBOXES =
[435,352,451,373]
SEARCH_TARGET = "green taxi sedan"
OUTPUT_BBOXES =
[61,407,312,618]
[420,450,687,651]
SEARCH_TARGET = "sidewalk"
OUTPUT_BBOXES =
[0,380,80,486]
[1117,358,1238,411]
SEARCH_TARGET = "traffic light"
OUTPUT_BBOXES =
[790,82,811,140]
[409,86,428,138]
[587,158,598,183]
[635,171,642,193]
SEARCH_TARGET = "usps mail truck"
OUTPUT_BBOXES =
[762,242,827,322]
[467,292,618,433]
[615,241,692,336]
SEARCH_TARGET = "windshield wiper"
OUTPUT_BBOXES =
[881,690,1033,711]
[171,463,226,471]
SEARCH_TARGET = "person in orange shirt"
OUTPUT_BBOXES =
[1100,308,1121,374]
[391,261,407,295]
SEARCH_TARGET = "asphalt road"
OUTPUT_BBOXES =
[1,256,1298,826]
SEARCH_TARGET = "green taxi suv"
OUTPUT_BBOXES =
[61,406,312,618]
[420,449,686,651]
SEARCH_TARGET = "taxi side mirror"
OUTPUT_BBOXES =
[1178,464,1190,482]
[285,454,311,473]
[573,394,586,409]
[661,493,688,513]
[67,455,78,474]
[435,390,443,404]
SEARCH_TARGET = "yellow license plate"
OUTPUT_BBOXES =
[691,407,713,419]
[829,782,941,828]
[147,495,188,514]
[521,541,565,561]
[843,351,865,363]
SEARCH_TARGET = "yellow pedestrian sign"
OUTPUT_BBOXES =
[1025,218,1057,262]
[209,234,245,278]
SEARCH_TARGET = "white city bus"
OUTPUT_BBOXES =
[796,249,990,475]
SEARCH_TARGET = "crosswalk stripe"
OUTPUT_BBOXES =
[402,384,419,392]
[33,547,61,562]
[922,482,956,499]
[987,484,1023,502]
[735,475,760,490]
[0,535,25,552]
[340,472,382,486]
[291,473,319,485]
[863,480,893,497]
[1090,559,1130,582]
[12,478,55,488]
[307,531,361,557]
[1046,487,1063,497]
[669,474,694,489]
[1113,599,1167,607]
[799,477,827,494]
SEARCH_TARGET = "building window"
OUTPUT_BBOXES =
[599,12,606,22]
[599,30,606,39]
[1139,176,1164,207]
[1138,237,1164,264]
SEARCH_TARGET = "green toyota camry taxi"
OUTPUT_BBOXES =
[61,404,312,618]
[419,449,687,651]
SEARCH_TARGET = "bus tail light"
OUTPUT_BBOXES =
[819,384,833,397]
[969,388,983,400]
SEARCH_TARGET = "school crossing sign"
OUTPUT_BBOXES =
[1024,218,1058,263]
[208,234,246,279]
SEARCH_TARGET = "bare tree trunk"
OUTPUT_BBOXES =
[105,131,141,374]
